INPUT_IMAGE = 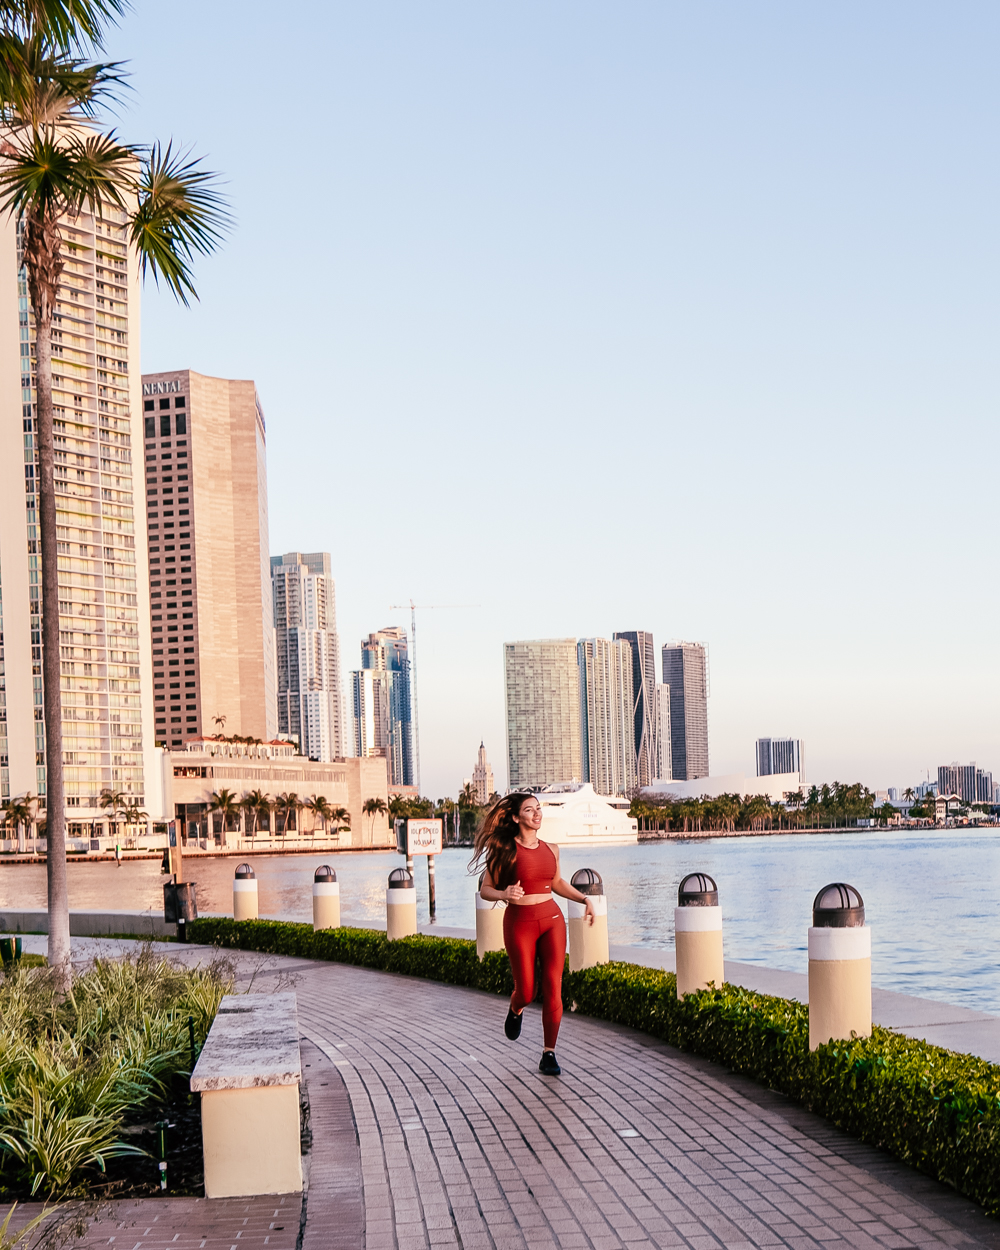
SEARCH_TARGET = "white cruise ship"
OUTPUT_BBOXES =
[534,782,638,846]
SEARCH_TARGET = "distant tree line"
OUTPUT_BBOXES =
[629,781,882,833]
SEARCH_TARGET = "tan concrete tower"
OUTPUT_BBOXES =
[140,370,277,747]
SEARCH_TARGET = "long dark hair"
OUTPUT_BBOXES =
[469,792,538,889]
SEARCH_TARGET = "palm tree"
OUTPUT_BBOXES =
[208,788,239,841]
[304,795,332,838]
[98,787,126,838]
[242,788,268,838]
[274,792,301,835]
[0,14,227,985]
[329,805,350,839]
[3,796,33,853]
[362,796,388,845]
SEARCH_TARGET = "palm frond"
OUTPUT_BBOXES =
[0,0,129,53]
[129,140,230,306]
[0,126,129,220]
[0,33,127,126]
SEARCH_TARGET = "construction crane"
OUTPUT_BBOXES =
[388,600,479,796]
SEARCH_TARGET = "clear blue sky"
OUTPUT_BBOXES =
[113,2,1000,798]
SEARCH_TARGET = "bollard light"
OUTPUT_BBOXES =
[233,863,258,922]
[568,868,610,971]
[475,870,506,960]
[808,881,871,1050]
[386,867,417,940]
[313,865,340,932]
[674,871,724,998]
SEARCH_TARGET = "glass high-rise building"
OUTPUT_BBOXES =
[0,204,163,830]
[352,626,412,786]
[613,630,656,787]
[504,639,583,790]
[661,642,709,781]
[272,552,344,762]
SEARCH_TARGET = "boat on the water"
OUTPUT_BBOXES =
[535,782,638,846]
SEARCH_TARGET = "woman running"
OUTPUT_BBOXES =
[474,792,596,1076]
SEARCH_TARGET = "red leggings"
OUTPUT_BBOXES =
[503,900,566,1049]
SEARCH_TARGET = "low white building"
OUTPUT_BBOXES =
[642,771,803,802]
[534,782,637,846]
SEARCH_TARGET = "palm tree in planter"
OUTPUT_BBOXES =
[0,21,227,983]
[274,792,301,835]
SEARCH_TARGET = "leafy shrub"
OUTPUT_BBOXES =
[190,917,1000,1215]
[0,947,231,1196]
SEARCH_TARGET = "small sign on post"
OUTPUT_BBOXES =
[407,819,444,921]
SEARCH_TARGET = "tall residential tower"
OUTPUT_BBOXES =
[271,552,344,761]
[578,637,636,797]
[0,204,161,828]
[352,627,413,786]
[661,642,709,781]
[141,370,277,747]
[504,639,583,789]
[613,630,656,787]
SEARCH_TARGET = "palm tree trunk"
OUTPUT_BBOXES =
[29,211,71,989]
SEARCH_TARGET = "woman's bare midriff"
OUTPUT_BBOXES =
[509,894,552,906]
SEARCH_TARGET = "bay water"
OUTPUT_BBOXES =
[1,828,996,1013]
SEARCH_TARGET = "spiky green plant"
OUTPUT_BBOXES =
[0,949,231,1196]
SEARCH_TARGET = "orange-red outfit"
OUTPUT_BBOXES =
[503,840,566,1049]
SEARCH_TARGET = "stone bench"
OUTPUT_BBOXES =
[190,992,303,1198]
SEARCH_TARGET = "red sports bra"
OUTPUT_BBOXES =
[513,840,557,895]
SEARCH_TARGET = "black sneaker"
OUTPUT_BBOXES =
[538,1050,561,1076]
[504,1006,523,1040]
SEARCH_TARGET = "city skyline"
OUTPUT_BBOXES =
[114,3,1000,799]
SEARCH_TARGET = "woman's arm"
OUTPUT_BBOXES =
[480,866,524,904]
[547,844,596,924]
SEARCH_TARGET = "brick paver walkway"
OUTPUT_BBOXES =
[245,954,1000,1250]
[7,950,1000,1250]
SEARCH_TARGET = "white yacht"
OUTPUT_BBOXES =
[534,782,638,846]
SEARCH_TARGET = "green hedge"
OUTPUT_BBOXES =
[188,917,1000,1214]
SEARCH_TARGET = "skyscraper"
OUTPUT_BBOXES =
[613,630,656,787]
[504,639,583,789]
[578,637,636,797]
[271,552,344,762]
[0,203,162,826]
[938,762,993,804]
[756,738,805,781]
[654,683,672,782]
[351,627,412,786]
[141,370,278,747]
[470,742,495,805]
[661,642,709,781]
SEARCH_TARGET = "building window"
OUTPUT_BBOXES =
[144,416,155,439]
[144,399,154,412]
[160,413,170,437]
[175,396,185,407]
[159,398,170,410]
[175,413,187,435]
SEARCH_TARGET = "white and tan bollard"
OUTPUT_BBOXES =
[568,868,609,971]
[386,867,417,940]
[233,863,258,921]
[476,871,506,959]
[313,865,340,931]
[808,882,871,1050]
[674,873,724,998]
